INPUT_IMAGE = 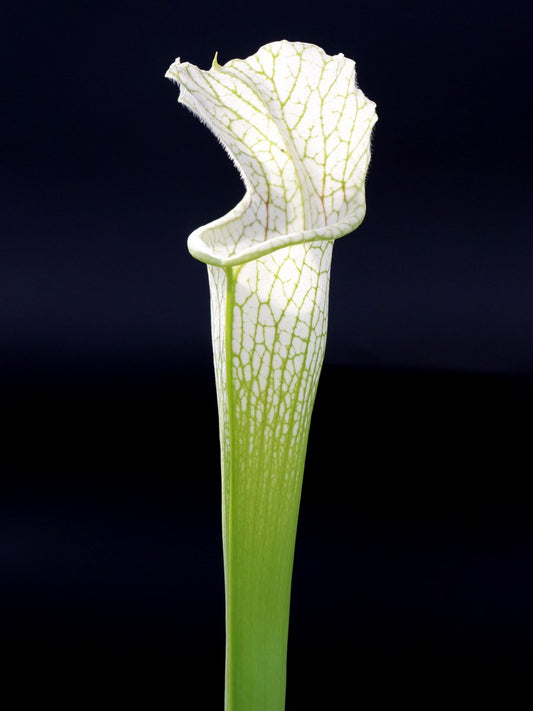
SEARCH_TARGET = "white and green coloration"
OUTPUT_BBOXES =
[166,40,377,710]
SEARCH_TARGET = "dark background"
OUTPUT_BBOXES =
[2,0,532,706]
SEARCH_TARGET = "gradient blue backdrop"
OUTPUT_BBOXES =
[2,0,532,706]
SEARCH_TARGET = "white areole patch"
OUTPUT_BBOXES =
[166,39,377,555]
[166,40,377,267]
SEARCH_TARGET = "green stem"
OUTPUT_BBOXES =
[207,242,333,711]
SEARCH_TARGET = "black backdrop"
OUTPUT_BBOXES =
[2,0,533,706]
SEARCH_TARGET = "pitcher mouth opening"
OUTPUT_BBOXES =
[187,207,367,267]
